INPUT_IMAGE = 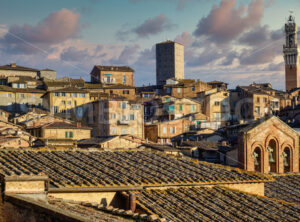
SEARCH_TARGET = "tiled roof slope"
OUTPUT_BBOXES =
[265,174,300,205]
[0,64,39,72]
[95,65,134,72]
[6,194,128,222]
[0,151,272,188]
[137,186,300,222]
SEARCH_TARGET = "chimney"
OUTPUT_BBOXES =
[10,63,16,68]
[221,141,227,146]
[76,122,82,127]
[129,193,136,212]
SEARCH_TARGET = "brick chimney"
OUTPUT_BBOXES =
[76,122,82,127]
[221,140,227,146]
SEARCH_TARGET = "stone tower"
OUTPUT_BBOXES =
[156,41,184,86]
[283,14,300,91]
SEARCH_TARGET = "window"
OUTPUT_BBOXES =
[123,75,126,84]
[255,106,260,114]
[110,90,113,94]
[166,87,171,94]
[111,113,116,119]
[71,93,77,97]
[61,101,66,105]
[192,87,195,91]
[53,106,59,114]
[165,97,170,102]
[177,88,181,93]
[257,97,260,103]
[191,105,196,112]
[263,98,267,103]
[214,101,220,106]
[111,128,117,134]
[54,92,60,97]
[130,114,135,120]
[76,107,83,117]
[163,126,167,134]
[61,92,66,97]
[131,104,141,110]
[170,126,176,134]
[67,101,71,105]
[179,104,183,111]
[7,93,12,98]
[120,102,127,109]
[20,94,25,98]
[215,113,221,121]
[121,115,127,121]
[123,90,129,95]
[80,93,86,97]
[65,131,74,138]
[121,129,127,135]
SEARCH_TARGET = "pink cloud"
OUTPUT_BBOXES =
[1,9,80,54]
[193,0,264,44]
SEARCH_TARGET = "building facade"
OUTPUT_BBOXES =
[91,98,144,138]
[156,41,184,86]
[237,116,299,174]
[90,65,135,86]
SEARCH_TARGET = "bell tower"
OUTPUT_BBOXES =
[283,13,299,91]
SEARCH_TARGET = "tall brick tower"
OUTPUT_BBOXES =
[283,14,299,91]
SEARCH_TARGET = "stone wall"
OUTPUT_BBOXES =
[49,191,117,206]
[4,195,84,222]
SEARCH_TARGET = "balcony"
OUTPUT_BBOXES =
[118,120,129,125]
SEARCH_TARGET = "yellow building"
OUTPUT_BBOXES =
[29,122,91,140]
[42,86,90,119]
[197,88,230,128]
[91,97,144,139]
[90,65,135,86]
[0,85,45,113]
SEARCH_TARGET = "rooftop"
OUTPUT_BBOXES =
[94,65,134,72]
[265,174,300,205]
[0,64,39,72]
[0,150,272,189]
[137,186,300,221]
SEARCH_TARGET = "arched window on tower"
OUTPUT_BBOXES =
[252,147,262,173]
[267,139,277,173]
[282,147,291,173]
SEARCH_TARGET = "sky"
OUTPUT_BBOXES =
[0,0,300,90]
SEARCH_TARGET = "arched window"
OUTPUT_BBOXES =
[267,139,277,173]
[252,147,262,173]
[282,147,291,173]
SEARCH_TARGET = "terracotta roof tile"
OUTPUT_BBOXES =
[0,150,272,188]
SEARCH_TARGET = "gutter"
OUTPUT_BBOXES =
[48,179,272,193]
[48,186,144,193]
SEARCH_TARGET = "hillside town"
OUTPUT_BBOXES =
[0,8,300,222]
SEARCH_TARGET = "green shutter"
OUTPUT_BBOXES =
[65,132,68,138]
[70,132,74,138]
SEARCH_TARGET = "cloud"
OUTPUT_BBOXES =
[193,0,264,44]
[109,44,140,64]
[133,14,176,38]
[174,32,194,47]
[0,9,80,54]
[129,0,193,10]
[238,25,270,46]
[60,46,91,62]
